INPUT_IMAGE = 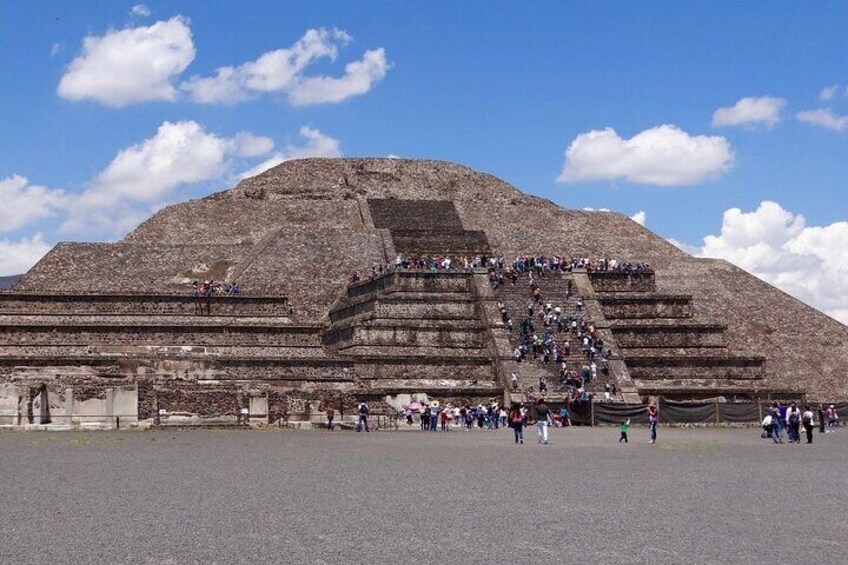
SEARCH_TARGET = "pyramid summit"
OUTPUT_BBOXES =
[2,158,846,427]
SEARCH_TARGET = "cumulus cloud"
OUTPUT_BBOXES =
[63,120,275,233]
[57,16,195,107]
[0,233,52,276]
[287,48,390,106]
[630,211,647,226]
[819,84,839,101]
[558,125,733,186]
[239,127,342,179]
[182,28,388,106]
[695,201,848,324]
[0,175,64,232]
[711,96,786,128]
[129,4,151,18]
[796,108,848,132]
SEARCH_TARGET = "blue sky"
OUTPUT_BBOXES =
[1,2,847,320]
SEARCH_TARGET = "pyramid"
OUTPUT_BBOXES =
[2,158,845,426]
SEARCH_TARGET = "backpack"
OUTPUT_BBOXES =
[788,411,799,425]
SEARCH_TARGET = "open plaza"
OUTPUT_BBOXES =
[1,426,845,564]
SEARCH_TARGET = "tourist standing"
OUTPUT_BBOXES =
[771,407,784,443]
[509,403,525,444]
[647,404,659,444]
[786,403,801,443]
[535,398,552,445]
[357,401,370,432]
[430,405,439,431]
[326,403,335,431]
[559,404,571,427]
[826,405,839,428]
[802,405,815,444]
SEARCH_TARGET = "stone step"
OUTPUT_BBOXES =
[333,345,490,357]
[0,314,295,326]
[623,352,766,380]
[589,272,656,293]
[597,294,693,319]
[632,378,802,398]
[329,296,477,324]
[611,323,726,348]
[0,292,289,316]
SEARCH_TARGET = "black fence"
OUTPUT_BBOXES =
[546,400,848,426]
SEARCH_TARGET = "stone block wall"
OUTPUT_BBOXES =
[598,295,693,319]
[612,324,726,348]
[589,272,657,293]
[0,294,289,316]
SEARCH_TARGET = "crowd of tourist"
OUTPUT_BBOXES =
[497,280,612,400]
[347,253,654,286]
[394,399,575,439]
[191,280,241,297]
[761,402,840,444]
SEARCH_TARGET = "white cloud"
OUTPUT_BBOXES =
[287,48,390,106]
[57,16,195,107]
[0,233,52,276]
[130,4,151,18]
[819,84,839,101]
[630,211,647,226]
[711,96,786,128]
[230,133,274,158]
[239,127,342,179]
[89,120,232,203]
[50,42,62,57]
[796,108,848,132]
[666,238,700,256]
[696,201,848,324]
[558,125,733,186]
[182,28,388,106]
[581,207,611,212]
[63,120,271,233]
[0,175,64,232]
[61,121,337,233]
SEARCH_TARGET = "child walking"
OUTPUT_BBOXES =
[619,419,630,443]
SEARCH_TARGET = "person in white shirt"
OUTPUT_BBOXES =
[786,403,802,443]
[761,414,773,439]
[802,406,815,444]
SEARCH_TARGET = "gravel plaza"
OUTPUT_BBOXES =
[1,426,845,565]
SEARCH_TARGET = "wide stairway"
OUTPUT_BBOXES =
[493,272,618,400]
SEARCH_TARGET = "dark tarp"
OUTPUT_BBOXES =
[659,399,716,424]
[718,402,760,423]
[593,402,650,425]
